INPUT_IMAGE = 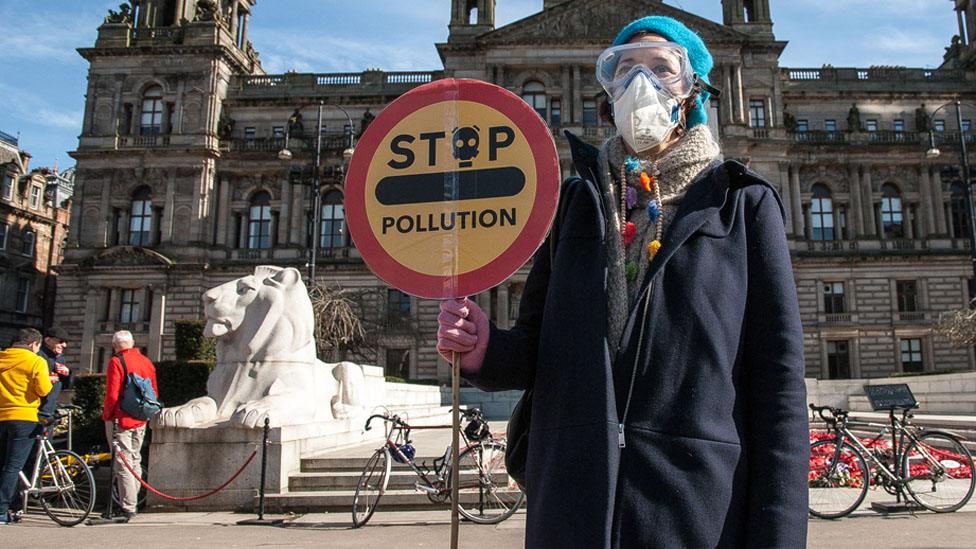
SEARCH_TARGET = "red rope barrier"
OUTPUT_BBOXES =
[113,443,257,502]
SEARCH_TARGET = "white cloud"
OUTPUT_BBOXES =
[0,83,83,130]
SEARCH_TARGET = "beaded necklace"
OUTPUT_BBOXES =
[619,155,663,281]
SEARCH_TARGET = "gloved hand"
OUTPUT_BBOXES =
[437,298,489,375]
[55,363,70,377]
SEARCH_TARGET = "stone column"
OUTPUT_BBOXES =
[148,289,166,362]
[497,284,510,330]
[561,65,571,124]
[732,64,745,124]
[848,165,863,237]
[861,166,876,236]
[161,172,175,243]
[904,204,915,239]
[496,65,505,87]
[108,289,121,326]
[79,288,101,373]
[290,182,305,244]
[932,167,947,233]
[919,166,936,236]
[778,163,794,235]
[99,181,112,247]
[572,65,582,123]
[278,176,291,245]
[721,65,734,126]
[215,176,230,245]
[789,165,803,236]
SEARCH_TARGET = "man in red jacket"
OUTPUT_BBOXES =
[102,330,158,520]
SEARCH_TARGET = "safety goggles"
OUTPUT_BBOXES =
[596,42,696,101]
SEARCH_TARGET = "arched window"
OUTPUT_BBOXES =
[248,191,272,249]
[320,190,345,250]
[810,184,834,241]
[949,182,970,239]
[129,186,152,246]
[140,86,164,136]
[881,183,903,239]
[21,228,35,257]
[521,81,546,121]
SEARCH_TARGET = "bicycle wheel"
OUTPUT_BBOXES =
[454,440,525,524]
[38,450,96,527]
[351,448,391,528]
[903,432,976,513]
[808,438,869,519]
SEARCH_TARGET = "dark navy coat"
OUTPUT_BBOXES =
[467,133,808,548]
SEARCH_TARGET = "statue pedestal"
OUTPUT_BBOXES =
[147,374,448,511]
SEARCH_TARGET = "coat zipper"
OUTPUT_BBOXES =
[618,279,654,449]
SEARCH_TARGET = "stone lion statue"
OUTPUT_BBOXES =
[154,266,366,429]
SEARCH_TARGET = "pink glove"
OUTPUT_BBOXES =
[437,298,489,375]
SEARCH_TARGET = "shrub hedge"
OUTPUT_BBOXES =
[71,374,107,451]
[155,360,215,407]
[174,320,216,362]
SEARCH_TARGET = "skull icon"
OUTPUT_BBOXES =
[452,126,480,167]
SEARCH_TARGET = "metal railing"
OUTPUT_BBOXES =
[897,311,927,322]
[824,313,852,323]
[784,67,964,83]
[241,70,442,90]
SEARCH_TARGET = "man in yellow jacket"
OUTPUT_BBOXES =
[0,328,52,525]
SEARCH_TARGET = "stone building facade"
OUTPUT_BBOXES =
[62,0,976,380]
[0,131,73,344]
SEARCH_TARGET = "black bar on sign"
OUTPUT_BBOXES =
[375,167,526,206]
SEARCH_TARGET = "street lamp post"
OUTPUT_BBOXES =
[926,100,976,288]
[278,102,356,286]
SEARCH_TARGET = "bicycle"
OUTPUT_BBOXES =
[351,408,525,528]
[14,408,96,526]
[808,403,975,519]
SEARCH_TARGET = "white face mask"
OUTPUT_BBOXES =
[613,72,681,153]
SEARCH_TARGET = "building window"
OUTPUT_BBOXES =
[129,186,153,246]
[521,81,546,121]
[896,281,918,313]
[810,184,834,241]
[15,277,29,313]
[247,191,272,249]
[823,282,845,315]
[387,289,411,327]
[119,289,140,324]
[0,223,6,250]
[893,119,905,133]
[964,119,972,133]
[949,182,970,239]
[582,99,598,125]
[2,175,13,200]
[900,338,923,373]
[244,127,256,141]
[385,348,410,380]
[880,183,903,239]
[826,340,851,380]
[796,120,808,133]
[21,229,35,257]
[824,119,837,132]
[28,186,41,209]
[550,99,561,126]
[865,119,878,132]
[933,119,945,132]
[140,86,164,136]
[272,126,284,145]
[749,99,766,128]
[320,190,345,250]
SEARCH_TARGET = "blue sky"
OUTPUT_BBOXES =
[0,0,958,171]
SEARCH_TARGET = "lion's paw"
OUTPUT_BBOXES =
[154,397,218,428]
[231,399,278,429]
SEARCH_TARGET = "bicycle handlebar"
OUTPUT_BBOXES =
[364,408,484,431]
[809,403,848,424]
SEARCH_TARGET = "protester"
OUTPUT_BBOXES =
[0,328,52,525]
[102,330,158,520]
[437,15,807,548]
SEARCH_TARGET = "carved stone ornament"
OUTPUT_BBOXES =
[847,104,862,133]
[104,3,132,25]
[218,108,235,139]
[915,104,930,133]
[84,246,175,268]
[483,0,741,43]
[194,0,221,22]
[153,266,367,428]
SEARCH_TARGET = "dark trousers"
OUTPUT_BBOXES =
[0,420,38,515]
[9,423,45,513]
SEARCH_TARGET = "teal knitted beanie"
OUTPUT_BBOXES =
[612,16,714,129]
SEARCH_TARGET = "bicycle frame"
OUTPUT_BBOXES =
[17,431,74,506]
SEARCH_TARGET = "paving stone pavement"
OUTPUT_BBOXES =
[3,506,975,548]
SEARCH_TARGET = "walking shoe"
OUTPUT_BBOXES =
[123,511,137,521]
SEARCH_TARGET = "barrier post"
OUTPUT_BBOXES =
[237,417,282,526]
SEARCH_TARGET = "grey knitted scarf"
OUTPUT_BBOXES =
[597,125,721,358]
